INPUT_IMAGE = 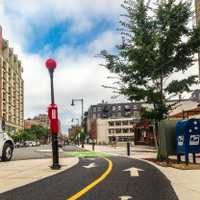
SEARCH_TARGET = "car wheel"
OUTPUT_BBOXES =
[1,143,13,161]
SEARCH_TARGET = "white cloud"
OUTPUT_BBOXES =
[88,31,121,53]
[1,0,123,48]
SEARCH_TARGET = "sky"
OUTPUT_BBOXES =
[0,0,128,134]
[0,0,199,134]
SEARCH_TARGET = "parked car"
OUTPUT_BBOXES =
[32,141,36,146]
[24,141,35,147]
[0,130,15,161]
[36,141,40,146]
[15,142,21,148]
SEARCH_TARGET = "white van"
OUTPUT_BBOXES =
[0,129,14,161]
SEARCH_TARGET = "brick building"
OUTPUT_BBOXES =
[24,114,49,129]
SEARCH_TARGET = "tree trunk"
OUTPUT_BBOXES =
[154,120,159,149]
[154,120,162,160]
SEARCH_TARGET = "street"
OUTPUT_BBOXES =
[0,145,178,200]
[12,145,83,161]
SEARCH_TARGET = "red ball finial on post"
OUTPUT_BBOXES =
[45,58,57,70]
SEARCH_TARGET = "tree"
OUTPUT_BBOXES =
[101,0,200,157]
[11,125,49,143]
[30,124,49,140]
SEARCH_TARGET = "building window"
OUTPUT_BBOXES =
[109,129,115,134]
[122,121,129,126]
[133,111,140,119]
[97,106,102,112]
[117,112,121,117]
[93,107,97,112]
[116,129,121,134]
[112,106,116,111]
[116,121,121,126]
[124,111,131,117]
[133,104,138,109]
[112,113,118,118]
[125,105,130,111]
[108,121,114,126]
[118,105,121,111]
[123,128,129,133]
[130,128,134,133]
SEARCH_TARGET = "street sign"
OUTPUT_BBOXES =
[48,104,59,134]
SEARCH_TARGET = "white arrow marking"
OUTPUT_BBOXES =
[83,163,97,169]
[119,195,132,200]
[123,167,144,177]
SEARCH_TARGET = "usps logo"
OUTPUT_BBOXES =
[189,135,200,146]
[178,136,184,146]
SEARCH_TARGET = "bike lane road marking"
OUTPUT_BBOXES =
[67,157,113,200]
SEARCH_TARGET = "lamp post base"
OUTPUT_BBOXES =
[51,134,61,170]
[51,164,61,170]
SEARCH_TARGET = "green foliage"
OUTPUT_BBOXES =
[30,124,49,140]
[72,127,86,142]
[11,125,49,142]
[101,0,200,122]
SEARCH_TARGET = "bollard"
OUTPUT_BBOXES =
[81,142,84,148]
[185,154,189,165]
[92,142,95,151]
[193,153,196,164]
[177,154,181,164]
[127,142,130,156]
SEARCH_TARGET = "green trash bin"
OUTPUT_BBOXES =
[158,120,177,160]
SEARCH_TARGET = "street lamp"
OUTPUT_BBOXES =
[71,98,84,123]
[45,58,61,170]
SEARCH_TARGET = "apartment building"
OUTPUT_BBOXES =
[87,101,141,137]
[87,102,141,120]
[90,118,135,144]
[0,26,24,131]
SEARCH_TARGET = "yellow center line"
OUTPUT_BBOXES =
[67,157,113,200]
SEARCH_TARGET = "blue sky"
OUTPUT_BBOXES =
[28,19,116,54]
[0,0,126,133]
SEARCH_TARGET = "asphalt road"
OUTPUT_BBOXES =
[12,145,84,161]
[0,156,178,200]
[12,145,52,160]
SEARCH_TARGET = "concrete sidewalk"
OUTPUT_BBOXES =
[0,157,79,193]
[83,144,200,200]
[83,144,157,158]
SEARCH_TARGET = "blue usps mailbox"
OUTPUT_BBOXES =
[176,118,200,164]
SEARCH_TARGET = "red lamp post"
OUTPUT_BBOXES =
[45,58,61,170]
